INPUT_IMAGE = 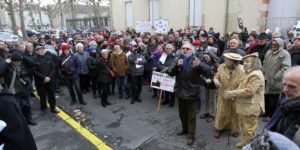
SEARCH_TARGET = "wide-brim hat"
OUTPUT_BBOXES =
[223,53,242,61]
[243,52,259,59]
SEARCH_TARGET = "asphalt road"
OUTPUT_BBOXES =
[30,85,267,150]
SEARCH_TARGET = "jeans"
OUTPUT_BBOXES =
[116,76,130,97]
[65,75,84,103]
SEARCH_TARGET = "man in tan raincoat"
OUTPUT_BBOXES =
[214,53,245,138]
[223,52,265,148]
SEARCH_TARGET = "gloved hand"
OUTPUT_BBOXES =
[161,68,169,73]
[223,91,234,100]
[214,79,222,88]
[205,79,212,84]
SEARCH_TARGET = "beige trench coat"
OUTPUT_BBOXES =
[226,70,265,116]
[214,64,245,132]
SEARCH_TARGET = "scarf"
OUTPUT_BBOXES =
[180,55,193,71]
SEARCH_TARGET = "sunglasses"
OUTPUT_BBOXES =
[182,47,191,50]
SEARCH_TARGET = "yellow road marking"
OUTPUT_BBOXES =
[33,92,112,150]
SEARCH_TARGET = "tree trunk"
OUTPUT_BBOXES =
[70,0,76,29]
[58,0,64,29]
[37,0,43,30]
[26,3,37,30]
[6,0,18,35]
[19,0,28,40]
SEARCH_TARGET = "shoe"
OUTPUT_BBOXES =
[151,95,157,99]
[101,103,107,107]
[136,98,142,102]
[51,109,60,113]
[41,110,47,116]
[27,119,37,126]
[119,96,123,99]
[169,102,174,107]
[236,140,248,148]
[200,113,209,119]
[161,101,169,105]
[263,117,270,122]
[187,137,194,146]
[206,115,214,122]
[214,130,221,139]
[130,99,135,104]
[231,132,240,137]
[106,101,111,105]
[125,95,130,99]
[176,130,187,136]
[70,101,76,106]
[93,94,97,99]
[80,101,87,105]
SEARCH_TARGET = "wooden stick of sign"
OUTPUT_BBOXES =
[157,90,163,112]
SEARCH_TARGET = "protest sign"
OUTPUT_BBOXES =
[150,71,175,92]
[135,21,152,33]
[154,19,168,34]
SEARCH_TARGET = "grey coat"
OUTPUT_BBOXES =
[128,52,146,76]
[262,49,291,94]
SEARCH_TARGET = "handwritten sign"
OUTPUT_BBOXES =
[135,21,152,33]
[154,19,168,34]
[151,71,175,92]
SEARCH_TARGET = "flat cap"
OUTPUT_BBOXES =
[34,46,44,51]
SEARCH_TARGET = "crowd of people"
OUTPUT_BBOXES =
[0,26,300,149]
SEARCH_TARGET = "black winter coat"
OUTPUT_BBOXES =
[87,53,98,77]
[158,54,175,71]
[288,47,300,66]
[167,54,209,100]
[96,58,111,83]
[0,94,37,150]
[32,55,56,85]
[274,96,300,136]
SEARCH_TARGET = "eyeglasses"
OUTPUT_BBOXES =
[182,47,191,50]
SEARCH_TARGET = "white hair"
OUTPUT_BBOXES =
[284,66,300,77]
[101,49,109,55]
[182,43,195,54]
[76,43,84,50]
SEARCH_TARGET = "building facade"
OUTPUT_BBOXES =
[111,0,300,34]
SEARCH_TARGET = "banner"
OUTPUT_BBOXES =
[135,21,152,33]
[154,19,168,34]
[150,71,175,92]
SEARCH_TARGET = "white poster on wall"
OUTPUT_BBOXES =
[154,19,168,34]
[135,21,152,33]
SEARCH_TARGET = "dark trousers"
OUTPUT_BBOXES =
[264,94,280,118]
[178,98,197,137]
[90,76,98,95]
[80,74,90,92]
[36,83,56,111]
[130,75,143,100]
[164,91,175,104]
[97,82,109,104]
[110,77,116,94]
[116,76,130,97]
[16,94,33,121]
[65,75,84,103]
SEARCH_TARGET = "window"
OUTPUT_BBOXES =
[189,0,203,26]
[125,0,133,27]
[149,0,160,25]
